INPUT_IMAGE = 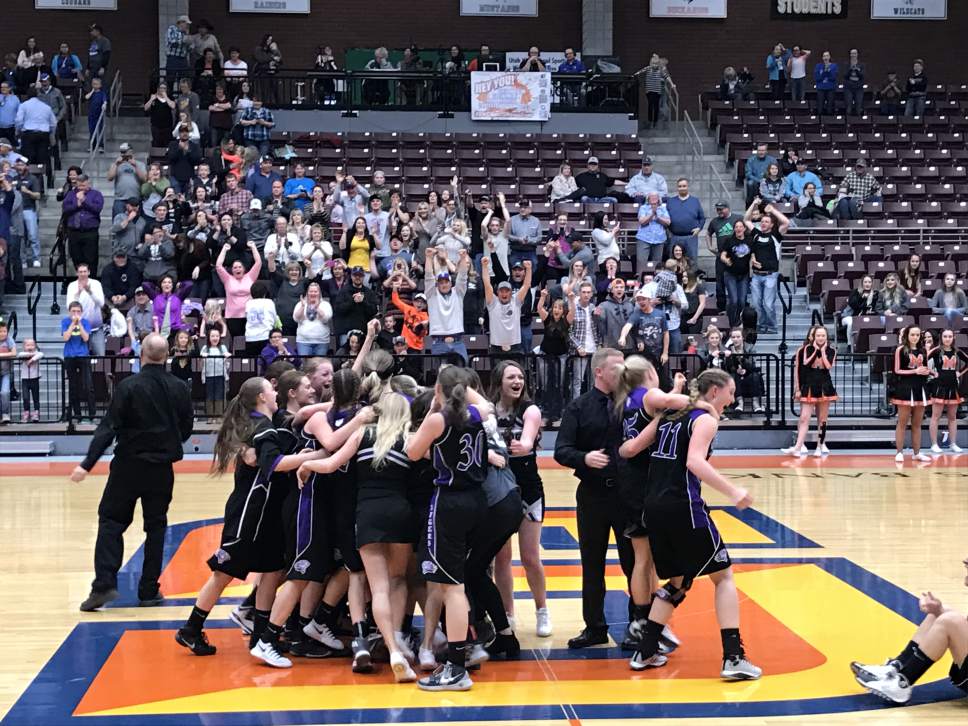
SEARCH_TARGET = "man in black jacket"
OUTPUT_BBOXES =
[332,266,378,345]
[553,346,635,648]
[71,334,194,611]
[100,249,141,308]
[165,124,202,196]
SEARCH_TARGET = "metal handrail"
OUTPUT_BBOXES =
[85,103,107,168]
[109,70,122,118]
[665,76,679,123]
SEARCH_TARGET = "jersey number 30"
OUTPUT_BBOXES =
[456,431,485,472]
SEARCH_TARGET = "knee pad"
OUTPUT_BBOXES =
[654,582,686,608]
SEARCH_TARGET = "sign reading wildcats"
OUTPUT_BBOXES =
[471,71,551,121]
[871,0,946,18]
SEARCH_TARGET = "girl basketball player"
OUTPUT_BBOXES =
[892,326,931,463]
[629,369,760,680]
[175,377,325,656]
[407,365,491,691]
[298,392,420,683]
[490,361,551,639]
[784,325,838,458]
[928,329,967,454]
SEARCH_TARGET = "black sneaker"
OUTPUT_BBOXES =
[175,627,217,656]
[417,662,473,691]
[351,636,373,673]
[79,588,118,612]
[485,632,521,659]
[138,593,164,607]
[289,639,336,658]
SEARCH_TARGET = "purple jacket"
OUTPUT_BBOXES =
[62,188,104,231]
[143,279,194,332]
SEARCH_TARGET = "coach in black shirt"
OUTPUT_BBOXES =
[71,334,194,611]
[554,347,635,648]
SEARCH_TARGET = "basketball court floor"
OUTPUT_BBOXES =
[0,453,965,725]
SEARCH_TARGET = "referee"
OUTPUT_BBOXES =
[71,334,194,611]
[553,347,636,649]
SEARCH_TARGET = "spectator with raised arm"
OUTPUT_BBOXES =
[766,43,791,100]
[786,46,811,103]
[482,257,532,353]
[424,247,470,362]
[215,238,261,339]
[904,59,928,117]
[745,203,790,336]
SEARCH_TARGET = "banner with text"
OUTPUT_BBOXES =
[650,0,727,17]
[503,51,581,72]
[471,71,551,121]
[772,0,847,18]
[460,0,538,15]
[871,0,945,19]
[36,0,117,8]
[229,0,310,12]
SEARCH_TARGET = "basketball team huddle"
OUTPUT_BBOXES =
[169,345,968,701]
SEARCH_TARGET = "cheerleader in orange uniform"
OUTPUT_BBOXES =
[783,325,838,458]
[927,329,968,455]
[892,326,931,463]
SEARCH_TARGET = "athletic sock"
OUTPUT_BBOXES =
[818,421,828,446]
[241,587,258,609]
[285,609,303,643]
[402,613,414,633]
[447,640,468,668]
[631,601,652,622]
[186,606,209,632]
[353,620,368,640]
[313,601,336,627]
[259,621,283,647]
[299,615,311,631]
[721,628,744,659]
[898,644,935,685]
[891,640,920,669]
[250,608,270,648]
[636,619,664,657]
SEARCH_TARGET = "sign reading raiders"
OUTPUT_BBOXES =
[772,0,848,18]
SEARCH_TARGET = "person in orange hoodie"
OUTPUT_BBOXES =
[390,286,428,352]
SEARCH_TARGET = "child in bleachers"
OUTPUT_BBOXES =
[169,329,195,389]
[200,327,231,418]
[0,321,16,423]
[200,299,229,345]
[18,338,42,422]
[725,326,765,413]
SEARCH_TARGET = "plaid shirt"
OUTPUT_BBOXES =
[240,107,274,142]
[165,25,189,59]
[840,171,881,201]
[568,300,601,353]
[218,188,253,218]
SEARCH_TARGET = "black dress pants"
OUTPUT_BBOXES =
[465,489,522,632]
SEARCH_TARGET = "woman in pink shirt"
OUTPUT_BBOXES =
[216,238,262,340]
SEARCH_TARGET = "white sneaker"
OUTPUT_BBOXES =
[850,660,898,683]
[812,446,824,458]
[914,452,932,462]
[229,605,254,635]
[781,445,807,457]
[930,444,943,454]
[895,452,904,463]
[394,631,415,661]
[951,443,964,453]
[250,639,292,668]
[863,670,912,704]
[390,651,416,683]
[418,646,438,671]
[535,607,552,637]
[303,620,343,650]
[31,260,40,268]
[721,655,762,680]
[466,643,490,667]
[818,444,830,455]
[660,625,681,649]
[629,651,668,671]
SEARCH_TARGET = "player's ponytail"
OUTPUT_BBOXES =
[612,355,653,417]
[666,369,731,421]
[437,365,468,424]
[212,377,266,475]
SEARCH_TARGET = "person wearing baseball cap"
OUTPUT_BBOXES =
[390,286,430,352]
[575,156,618,204]
[834,157,881,220]
[625,156,668,202]
[423,245,471,363]
[706,201,743,314]
[482,255,532,353]
[165,15,193,83]
[784,157,822,202]
[333,263,378,346]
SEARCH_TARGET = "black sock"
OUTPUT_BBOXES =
[285,609,302,641]
[891,640,920,669]
[631,601,652,622]
[721,628,744,659]
[313,601,335,626]
[353,620,367,640]
[299,615,310,631]
[636,619,664,657]
[250,608,270,646]
[447,640,468,668]
[186,606,209,632]
[898,644,934,685]
[402,613,414,633]
[818,421,828,446]
[259,620,284,646]
[241,587,258,609]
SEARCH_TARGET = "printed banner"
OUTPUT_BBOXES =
[504,51,581,72]
[772,0,847,17]
[229,0,310,12]
[871,0,946,19]
[460,0,539,15]
[471,71,551,121]
[650,0,728,17]
[36,0,117,8]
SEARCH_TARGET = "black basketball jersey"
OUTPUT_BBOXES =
[326,405,360,484]
[431,404,488,489]
[495,403,538,462]
[355,429,411,492]
[620,386,653,472]
[644,408,712,529]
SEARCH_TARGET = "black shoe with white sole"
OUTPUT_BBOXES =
[175,627,217,656]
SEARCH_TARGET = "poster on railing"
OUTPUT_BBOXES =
[471,71,551,121]
[650,0,727,17]
[871,0,946,19]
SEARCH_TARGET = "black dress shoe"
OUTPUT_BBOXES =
[567,628,609,649]
[79,588,118,612]
[138,593,164,607]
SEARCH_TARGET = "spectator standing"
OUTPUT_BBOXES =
[706,201,743,314]
[635,191,670,271]
[165,125,202,195]
[16,87,58,186]
[85,77,108,153]
[814,51,838,115]
[107,143,147,218]
[424,247,470,362]
[243,281,279,357]
[101,250,140,307]
[624,157,668,203]
[665,178,704,262]
[575,158,617,204]
[164,15,192,83]
[12,158,41,268]
[642,55,670,128]
[207,84,233,149]
[766,43,791,100]
[144,82,176,148]
[744,144,775,206]
[189,20,223,65]
[618,289,669,369]
[363,194,391,256]
[36,73,67,166]
[63,263,105,357]
[904,60,928,117]
[245,155,282,203]
[86,24,112,81]
[218,174,253,220]
[143,275,192,337]
[51,43,83,82]
[786,46,811,102]
[136,227,176,284]
[240,198,273,252]
[238,96,274,157]
[843,49,865,116]
[558,47,586,104]
[111,197,144,259]
[594,278,633,351]
[535,289,570,422]
[284,162,314,211]
[482,257,531,353]
[0,83,20,143]
[745,204,790,335]
[565,280,601,398]
[590,211,621,269]
[215,239,261,339]
[877,71,903,116]
[62,174,103,273]
[391,288,429,352]
[834,159,881,220]
[62,301,96,421]
[293,281,332,356]
[508,198,542,268]
[332,266,378,344]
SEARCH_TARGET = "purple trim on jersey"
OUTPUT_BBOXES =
[627,386,648,412]
[294,479,314,556]
[426,487,440,560]
[265,454,284,479]
[432,432,454,487]
[686,409,710,529]
[468,405,483,423]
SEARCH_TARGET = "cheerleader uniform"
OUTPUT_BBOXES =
[208,413,290,579]
[285,418,334,582]
[928,347,968,405]
[618,386,652,539]
[795,344,839,403]
[891,346,929,407]
[354,430,413,546]
[420,404,489,585]
[496,403,544,522]
[326,406,364,573]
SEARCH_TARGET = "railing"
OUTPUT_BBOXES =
[680,110,733,202]
[789,352,897,419]
[2,358,65,425]
[108,70,122,118]
[152,69,640,116]
[665,76,680,123]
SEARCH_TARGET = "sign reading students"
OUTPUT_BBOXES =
[772,0,848,18]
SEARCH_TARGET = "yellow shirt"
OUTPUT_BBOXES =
[348,234,370,270]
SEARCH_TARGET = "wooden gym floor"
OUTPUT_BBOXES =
[0,453,965,725]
